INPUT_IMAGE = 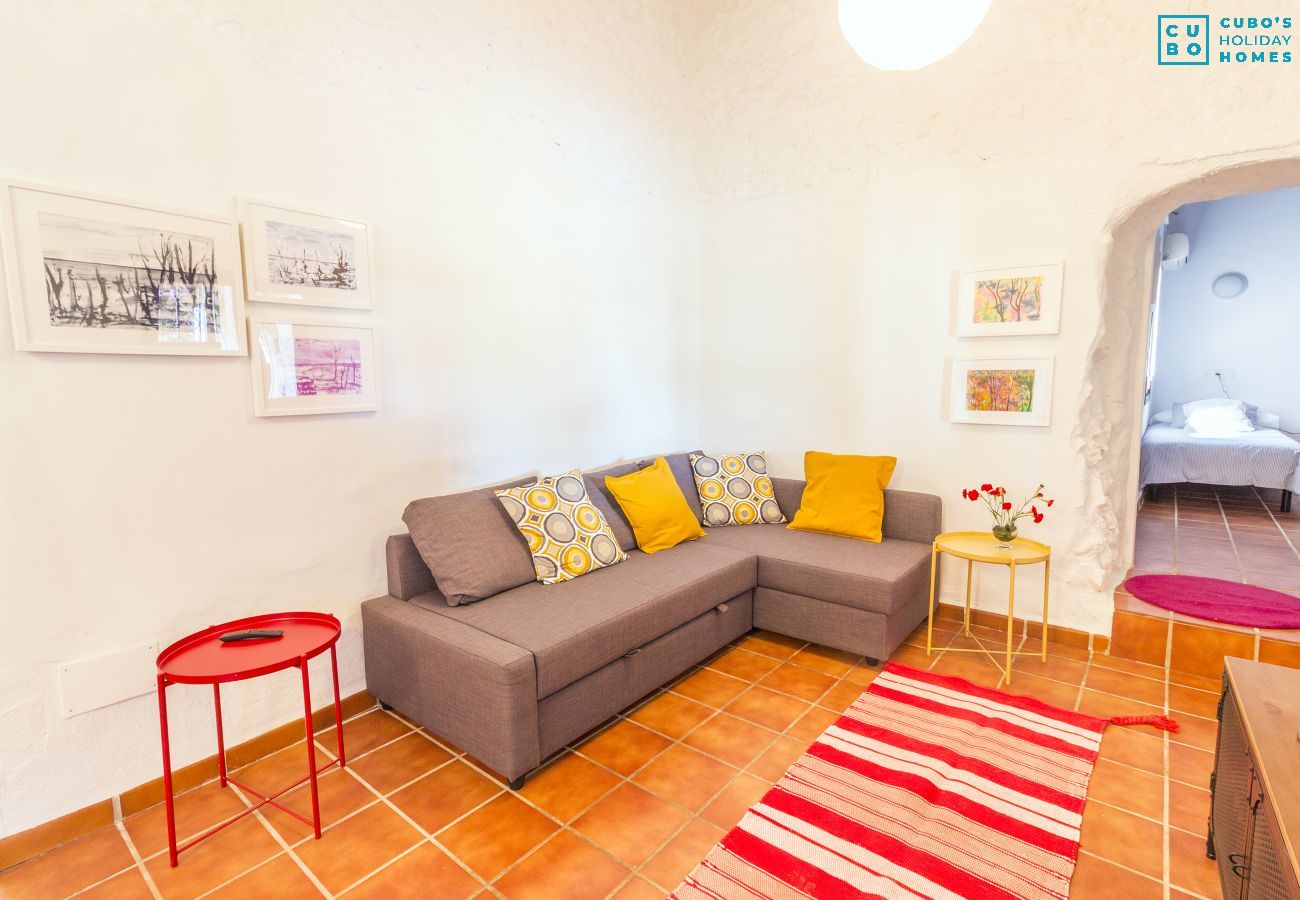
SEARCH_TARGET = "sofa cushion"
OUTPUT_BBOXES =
[637,451,704,524]
[690,451,785,526]
[403,477,537,607]
[701,524,930,615]
[583,463,640,552]
[496,471,628,584]
[605,457,707,554]
[413,541,756,697]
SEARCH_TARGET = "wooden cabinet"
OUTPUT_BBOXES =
[1209,658,1300,899]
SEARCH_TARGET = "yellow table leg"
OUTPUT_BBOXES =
[963,559,973,635]
[926,543,938,656]
[1041,556,1050,662]
[1006,560,1016,685]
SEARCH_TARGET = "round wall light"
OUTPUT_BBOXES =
[838,0,993,71]
[1211,272,1249,299]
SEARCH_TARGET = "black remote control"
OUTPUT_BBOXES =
[219,629,284,642]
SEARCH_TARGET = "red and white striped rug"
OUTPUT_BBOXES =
[672,661,1159,900]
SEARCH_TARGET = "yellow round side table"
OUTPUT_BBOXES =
[925,531,1051,685]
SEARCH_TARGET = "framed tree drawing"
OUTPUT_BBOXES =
[949,357,1054,426]
[239,199,373,309]
[954,263,1063,336]
[248,316,378,417]
[1,181,246,355]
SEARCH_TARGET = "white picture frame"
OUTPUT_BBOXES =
[239,198,373,309]
[954,262,1063,337]
[1,181,246,355]
[248,316,378,417]
[949,356,1054,427]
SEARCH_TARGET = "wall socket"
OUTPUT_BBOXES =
[1203,369,1235,378]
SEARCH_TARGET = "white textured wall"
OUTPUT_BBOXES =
[0,0,701,837]
[5,0,1300,837]
[690,0,1300,633]
[1152,188,1300,430]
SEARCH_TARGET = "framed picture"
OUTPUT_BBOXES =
[949,357,1054,426]
[239,199,373,309]
[1,181,246,355]
[954,263,1063,336]
[248,316,378,417]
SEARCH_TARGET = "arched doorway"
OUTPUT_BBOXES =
[1075,157,1300,607]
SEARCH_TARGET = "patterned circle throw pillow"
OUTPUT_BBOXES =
[689,452,786,527]
[495,470,627,584]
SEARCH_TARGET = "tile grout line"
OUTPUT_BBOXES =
[117,819,162,900]
[1251,484,1300,560]
[1211,488,1248,584]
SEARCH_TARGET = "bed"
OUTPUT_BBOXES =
[1140,422,1300,512]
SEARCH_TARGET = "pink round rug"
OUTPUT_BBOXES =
[1124,575,1300,628]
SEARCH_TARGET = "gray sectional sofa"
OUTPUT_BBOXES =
[362,452,941,788]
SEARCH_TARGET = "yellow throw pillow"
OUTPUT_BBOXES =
[605,457,707,554]
[787,451,897,543]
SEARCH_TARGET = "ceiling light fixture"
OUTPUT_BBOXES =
[838,0,993,71]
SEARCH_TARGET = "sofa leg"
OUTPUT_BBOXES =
[378,700,393,711]
[1282,490,1293,514]
[864,657,880,667]
[507,775,525,791]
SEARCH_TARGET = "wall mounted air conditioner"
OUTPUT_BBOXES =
[1161,231,1189,271]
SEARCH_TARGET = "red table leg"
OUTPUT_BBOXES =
[156,674,179,868]
[329,645,346,767]
[300,656,322,839]
[213,683,227,788]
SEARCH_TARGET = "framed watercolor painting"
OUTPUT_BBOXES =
[248,316,378,417]
[1,181,246,355]
[239,199,373,309]
[954,263,1062,337]
[949,357,1054,426]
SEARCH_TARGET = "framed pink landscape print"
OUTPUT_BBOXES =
[248,316,378,417]
[955,263,1062,336]
[949,356,1053,426]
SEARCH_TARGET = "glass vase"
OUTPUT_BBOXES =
[992,523,1018,547]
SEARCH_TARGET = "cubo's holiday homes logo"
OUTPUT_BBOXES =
[1158,14,1293,65]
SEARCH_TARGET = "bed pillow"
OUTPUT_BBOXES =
[1185,403,1254,437]
[1151,409,1172,425]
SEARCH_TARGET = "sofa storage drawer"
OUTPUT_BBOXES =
[538,590,752,756]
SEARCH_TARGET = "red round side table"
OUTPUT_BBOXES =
[155,612,344,867]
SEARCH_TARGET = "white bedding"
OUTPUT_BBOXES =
[1140,423,1300,493]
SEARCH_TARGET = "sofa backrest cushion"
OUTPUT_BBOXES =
[637,451,704,523]
[403,476,537,606]
[583,462,640,552]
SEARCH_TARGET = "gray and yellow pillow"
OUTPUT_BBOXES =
[495,470,627,584]
[689,452,786,526]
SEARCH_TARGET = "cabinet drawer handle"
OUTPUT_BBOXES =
[1232,863,1249,878]
[1228,853,1246,865]
[623,648,641,658]
[716,603,729,613]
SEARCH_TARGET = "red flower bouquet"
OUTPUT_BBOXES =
[960,483,1053,545]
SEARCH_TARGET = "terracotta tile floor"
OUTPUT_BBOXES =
[1124,482,1300,648]
[1134,483,1300,590]
[0,624,1225,899]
